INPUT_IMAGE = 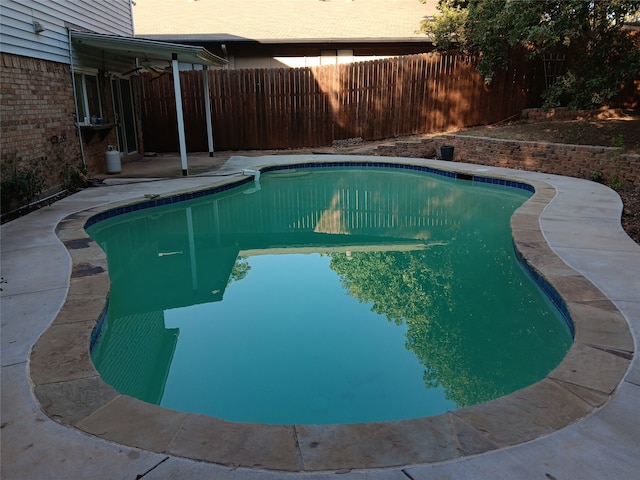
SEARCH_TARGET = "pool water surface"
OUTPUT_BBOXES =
[88,166,572,425]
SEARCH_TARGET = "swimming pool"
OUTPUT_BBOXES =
[87,164,572,425]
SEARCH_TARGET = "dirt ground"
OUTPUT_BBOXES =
[455,115,640,245]
[461,116,640,154]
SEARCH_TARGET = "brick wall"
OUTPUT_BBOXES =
[1,53,81,195]
[80,121,119,174]
[1,53,136,213]
[372,136,639,187]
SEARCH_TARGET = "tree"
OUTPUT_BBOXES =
[328,243,571,407]
[420,0,640,109]
[228,256,251,285]
[418,1,469,51]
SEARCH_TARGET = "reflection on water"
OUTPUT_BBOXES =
[88,167,572,424]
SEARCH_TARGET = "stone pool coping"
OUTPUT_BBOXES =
[29,155,634,472]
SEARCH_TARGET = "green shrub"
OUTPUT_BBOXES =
[609,167,623,190]
[1,157,49,214]
[609,135,625,190]
[59,159,87,193]
[591,171,604,183]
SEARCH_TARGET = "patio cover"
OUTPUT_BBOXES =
[71,31,227,174]
[71,31,226,66]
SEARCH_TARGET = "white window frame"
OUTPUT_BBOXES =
[110,75,139,155]
[73,68,103,125]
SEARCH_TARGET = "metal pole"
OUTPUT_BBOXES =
[67,29,86,169]
[172,53,188,176]
[202,65,214,157]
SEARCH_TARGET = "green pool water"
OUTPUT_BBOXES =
[88,166,572,425]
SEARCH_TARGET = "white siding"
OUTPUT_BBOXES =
[0,0,133,64]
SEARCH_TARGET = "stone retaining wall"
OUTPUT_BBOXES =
[520,107,628,122]
[372,136,639,186]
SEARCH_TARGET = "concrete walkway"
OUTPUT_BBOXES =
[1,155,638,479]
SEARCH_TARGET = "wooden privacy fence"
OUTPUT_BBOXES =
[140,52,543,152]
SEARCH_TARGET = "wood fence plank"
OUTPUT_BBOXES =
[141,53,543,152]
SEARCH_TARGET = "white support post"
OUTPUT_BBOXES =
[172,54,188,176]
[202,66,215,157]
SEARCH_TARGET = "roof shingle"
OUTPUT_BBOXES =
[133,0,439,41]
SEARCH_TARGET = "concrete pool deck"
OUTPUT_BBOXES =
[1,155,639,479]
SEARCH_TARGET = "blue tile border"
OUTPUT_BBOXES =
[90,302,109,351]
[85,162,535,229]
[84,177,255,228]
[261,161,459,179]
[513,240,574,338]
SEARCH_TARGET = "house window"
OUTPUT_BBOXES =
[320,50,337,66]
[337,50,354,65]
[74,72,102,123]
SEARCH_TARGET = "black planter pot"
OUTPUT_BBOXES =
[440,145,454,161]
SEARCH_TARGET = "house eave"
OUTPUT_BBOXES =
[71,30,227,66]
[135,34,434,46]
